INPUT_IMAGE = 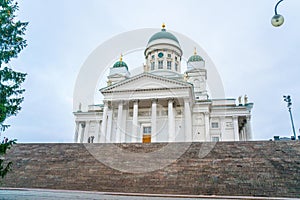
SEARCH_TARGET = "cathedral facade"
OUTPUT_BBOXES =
[73,25,253,143]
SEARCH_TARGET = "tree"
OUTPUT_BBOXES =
[0,0,28,179]
[0,139,16,178]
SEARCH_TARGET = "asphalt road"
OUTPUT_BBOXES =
[0,189,207,200]
[0,189,294,200]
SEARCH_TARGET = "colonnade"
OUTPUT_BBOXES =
[98,98,192,143]
[74,102,252,143]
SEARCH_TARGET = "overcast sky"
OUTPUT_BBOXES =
[4,0,300,142]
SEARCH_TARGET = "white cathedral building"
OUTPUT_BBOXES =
[73,24,253,143]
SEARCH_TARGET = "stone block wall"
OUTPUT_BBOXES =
[2,141,300,197]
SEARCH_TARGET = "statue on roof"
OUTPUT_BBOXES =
[238,96,242,105]
[244,95,248,105]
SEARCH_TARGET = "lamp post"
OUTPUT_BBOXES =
[283,95,296,139]
[271,0,285,27]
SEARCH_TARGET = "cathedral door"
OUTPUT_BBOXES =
[142,126,151,143]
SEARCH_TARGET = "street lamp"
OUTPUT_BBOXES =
[283,95,296,139]
[271,0,285,27]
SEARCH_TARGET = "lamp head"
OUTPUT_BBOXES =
[271,14,284,27]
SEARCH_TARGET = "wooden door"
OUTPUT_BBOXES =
[143,135,151,143]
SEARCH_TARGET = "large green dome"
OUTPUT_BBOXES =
[148,26,179,44]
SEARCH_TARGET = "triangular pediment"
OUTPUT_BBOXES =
[101,73,192,93]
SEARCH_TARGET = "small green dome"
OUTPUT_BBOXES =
[113,60,128,70]
[148,27,179,44]
[188,48,204,62]
[188,54,204,62]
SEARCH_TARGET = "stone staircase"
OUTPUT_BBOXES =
[2,141,300,198]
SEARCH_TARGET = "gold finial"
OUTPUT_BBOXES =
[194,47,197,55]
[162,23,166,29]
[119,54,123,62]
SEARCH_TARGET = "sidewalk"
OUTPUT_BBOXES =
[0,188,297,200]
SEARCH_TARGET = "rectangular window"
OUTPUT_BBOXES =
[211,122,219,128]
[168,54,171,58]
[167,61,172,69]
[143,127,151,134]
[175,56,177,61]
[158,61,163,69]
[175,63,178,71]
[151,62,155,70]
[212,137,219,142]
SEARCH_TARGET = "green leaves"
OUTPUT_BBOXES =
[0,67,26,132]
[0,0,27,179]
[0,139,16,155]
[0,0,28,66]
[0,159,13,179]
[0,139,17,179]
[0,0,27,132]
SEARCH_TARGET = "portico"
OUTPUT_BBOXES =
[100,73,192,143]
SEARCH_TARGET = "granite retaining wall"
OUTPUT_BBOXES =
[2,141,300,198]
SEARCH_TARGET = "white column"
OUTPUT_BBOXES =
[233,116,239,141]
[121,102,127,143]
[220,117,226,141]
[83,121,90,143]
[242,126,246,141]
[132,100,139,142]
[184,99,192,142]
[151,99,157,142]
[79,123,86,143]
[100,102,108,143]
[204,112,210,141]
[74,121,80,143]
[246,116,252,141]
[116,101,123,143]
[106,110,113,143]
[168,99,175,142]
[96,120,101,143]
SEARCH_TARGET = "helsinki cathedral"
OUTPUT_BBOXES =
[73,24,253,143]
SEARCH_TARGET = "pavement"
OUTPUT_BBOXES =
[0,188,297,200]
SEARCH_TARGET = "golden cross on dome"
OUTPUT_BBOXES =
[162,23,166,29]
[119,54,123,62]
[194,47,197,55]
